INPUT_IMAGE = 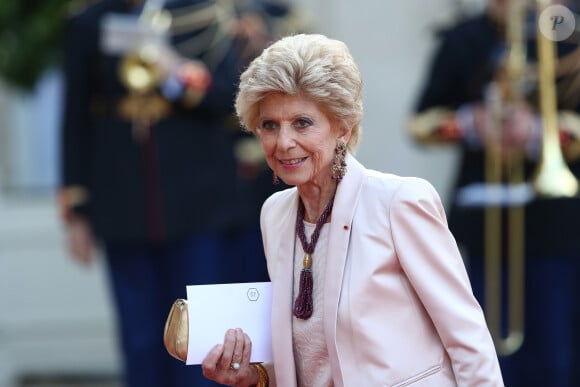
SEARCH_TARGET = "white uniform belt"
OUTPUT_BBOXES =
[455,183,534,207]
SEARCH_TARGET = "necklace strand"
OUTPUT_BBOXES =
[293,194,335,319]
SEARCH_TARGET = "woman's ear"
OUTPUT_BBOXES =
[338,127,352,146]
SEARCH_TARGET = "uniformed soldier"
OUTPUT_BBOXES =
[58,1,306,386]
[409,0,580,385]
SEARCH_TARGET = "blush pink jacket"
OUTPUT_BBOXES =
[259,154,504,386]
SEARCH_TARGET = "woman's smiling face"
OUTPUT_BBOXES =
[257,93,349,188]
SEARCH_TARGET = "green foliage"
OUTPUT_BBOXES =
[0,0,79,90]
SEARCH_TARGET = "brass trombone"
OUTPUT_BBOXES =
[532,0,579,197]
[484,0,579,356]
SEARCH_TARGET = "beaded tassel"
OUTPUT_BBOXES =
[293,253,314,319]
[293,195,335,319]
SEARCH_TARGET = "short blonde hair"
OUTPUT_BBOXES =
[235,33,363,152]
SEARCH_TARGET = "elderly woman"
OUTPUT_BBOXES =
[201,34,504,386]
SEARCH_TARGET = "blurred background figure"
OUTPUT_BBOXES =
[409,0,580,385]
[57,0,306,386]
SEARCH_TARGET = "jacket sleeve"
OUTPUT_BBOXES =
[60,13,97,216]
[389,178,504,386]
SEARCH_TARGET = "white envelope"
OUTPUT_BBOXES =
[185,282,273,365]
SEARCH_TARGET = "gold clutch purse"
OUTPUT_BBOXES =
[163,298,189,362]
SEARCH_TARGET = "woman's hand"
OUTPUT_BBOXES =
[201,328,260,387]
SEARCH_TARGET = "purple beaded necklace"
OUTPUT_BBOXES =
[293,194,335,319]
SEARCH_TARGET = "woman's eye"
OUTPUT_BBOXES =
[260,120,277,130]
[295,118,313,129]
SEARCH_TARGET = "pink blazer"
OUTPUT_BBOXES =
[260,154,504,386]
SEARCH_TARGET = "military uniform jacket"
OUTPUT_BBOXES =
[61,0,257,244]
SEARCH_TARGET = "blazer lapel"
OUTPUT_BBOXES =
[270,191,299,386]
[323,153,365,387]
